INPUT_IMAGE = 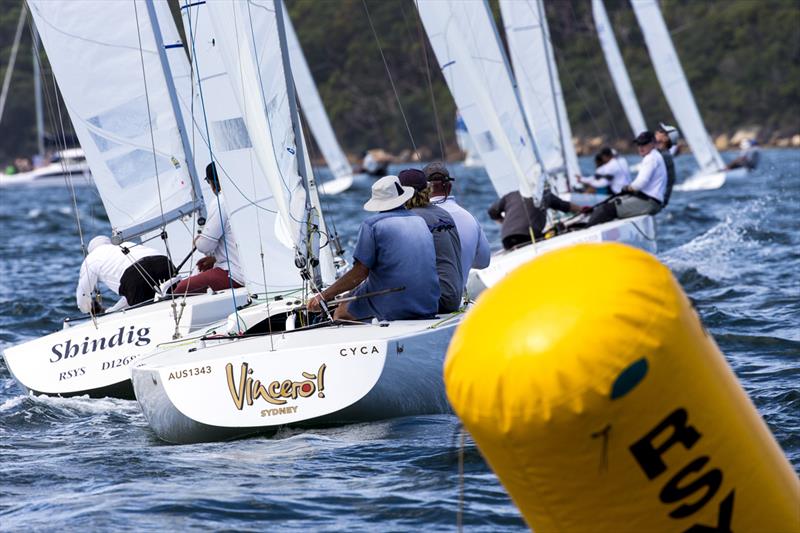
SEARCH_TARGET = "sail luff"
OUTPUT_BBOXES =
[592,0,647,136]
[631,0,725,173]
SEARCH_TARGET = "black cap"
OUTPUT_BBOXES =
[633,131,655,146]
[398,168,428,191]
[422,161,453,182]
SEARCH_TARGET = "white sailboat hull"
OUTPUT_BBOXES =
[468,215,656,296]
[131,315,460,444]
[0,161,91,188]
[2,289,249,399]
[674,167,748,192]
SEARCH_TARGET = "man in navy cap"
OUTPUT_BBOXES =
[424,162,490,287]
[586,131,667,226]
[398,168,463,313]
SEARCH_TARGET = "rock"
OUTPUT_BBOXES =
[714,134,730,150]
[791,134,800,147]
[730,126,761,146]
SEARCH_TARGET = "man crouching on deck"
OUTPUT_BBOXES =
[307,175,440,322]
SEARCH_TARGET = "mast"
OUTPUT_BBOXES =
[274,0,320,282]
[0,5,27,126]
[143,0,206,224]
[32,25,45,160]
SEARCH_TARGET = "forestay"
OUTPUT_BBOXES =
[631,0,724,174]
[592,0,647,137]
[27,0,205,242]
[416,0,543,202]
[499,0,580,194]
[189,0,312,293]
[282,2,354,191]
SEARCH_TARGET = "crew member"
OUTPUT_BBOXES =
[307,175,439,321]
[585,131,667,227]
[399,168,463,313]
[424,162,490,285]
[173,162,244,294]
[76,236,176,314]
[489,190,579,250]
[655,124,678,206]
[726,139,760,170]
[578,147,631,195]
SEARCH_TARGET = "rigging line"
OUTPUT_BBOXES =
[410,2,447,161]
[0,3,27,125]
[184,0,243,332]
[132,3,173,261]
[361,0,419,159]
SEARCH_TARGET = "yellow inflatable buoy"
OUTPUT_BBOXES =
[445,243,799,532]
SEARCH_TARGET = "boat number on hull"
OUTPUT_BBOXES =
[168,366,212,381]
[339,345,379,357]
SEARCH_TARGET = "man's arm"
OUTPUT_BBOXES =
[307,261,369,312]
[75,259,98,313]
[487,196,505,222]
[628,154,655,192]
[473,226,491,269]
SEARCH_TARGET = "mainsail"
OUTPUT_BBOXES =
[417,0,543,201]
[27,0,205,243]
[592,0,647,137]
[186,0,314,293]
[499,0,580,193]
[631,0,724,174]
[282,2,354,193]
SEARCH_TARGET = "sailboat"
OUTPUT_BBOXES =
[630,0,742,191]
[416,0,657,296]
[2,0,252,399]
[455,110,482,167]
[130,0,465,444]
[282,4,355,196]
[592,0,647,138]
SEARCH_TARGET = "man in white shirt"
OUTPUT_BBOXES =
[586,131,666,226]
[173,163,244,294]
[579,147,631,194]
[76,236,175,314]
[424,162,490,286]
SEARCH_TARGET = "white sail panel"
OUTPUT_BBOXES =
[499,0,579,193]
[283,2,354,191]
[592,0,647,137]
[180,0,306,293]
[27,0,203,242]
[417,0,543,201]
[631,0,724,174]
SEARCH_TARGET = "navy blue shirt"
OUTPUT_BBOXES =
[347,208,439,321]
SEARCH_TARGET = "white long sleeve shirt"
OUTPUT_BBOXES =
[75,242,161,313]
[630,149,668,203]
[430,195,491,285]
[581,157,631,194]
[196,193,244,285]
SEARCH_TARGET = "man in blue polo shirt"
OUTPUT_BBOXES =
[307,175,439,321]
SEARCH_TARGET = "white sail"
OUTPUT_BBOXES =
[631,0,724,174]
[27,0,205,242]
[499,0,580,193]
[187,0,313,294]
[417,0,543,201]
[282,2,354,193]
[592,0,647,137]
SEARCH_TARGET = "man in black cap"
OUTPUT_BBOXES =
[399,168,463,313]
[586,131,667,227]
[424,162,490,286]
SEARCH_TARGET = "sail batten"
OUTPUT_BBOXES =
[631,0,724,174]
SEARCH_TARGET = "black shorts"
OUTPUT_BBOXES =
[118,255,176,306]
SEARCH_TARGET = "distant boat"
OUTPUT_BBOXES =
[631,0,735,191]
[0,148,91,187]
[455,110,482,167]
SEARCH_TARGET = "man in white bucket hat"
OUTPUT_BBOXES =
[307,175,439,321]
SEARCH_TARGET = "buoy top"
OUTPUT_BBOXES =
[445,243,679,433]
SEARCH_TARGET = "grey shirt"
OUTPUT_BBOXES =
[659,149,676,207]
[411,205,464,313]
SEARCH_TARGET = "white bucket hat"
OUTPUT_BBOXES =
[87,235,111,254]
[363,175,414,212]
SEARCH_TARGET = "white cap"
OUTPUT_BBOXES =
[363,175,414,212]
[740,139,753,150]
[658,122,680,144]
[87,235,111,254]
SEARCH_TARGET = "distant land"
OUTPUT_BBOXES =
[1,0,798,165]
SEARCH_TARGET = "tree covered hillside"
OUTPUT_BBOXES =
[0,0,798,163]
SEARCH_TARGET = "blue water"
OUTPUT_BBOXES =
[1,149,798,530]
